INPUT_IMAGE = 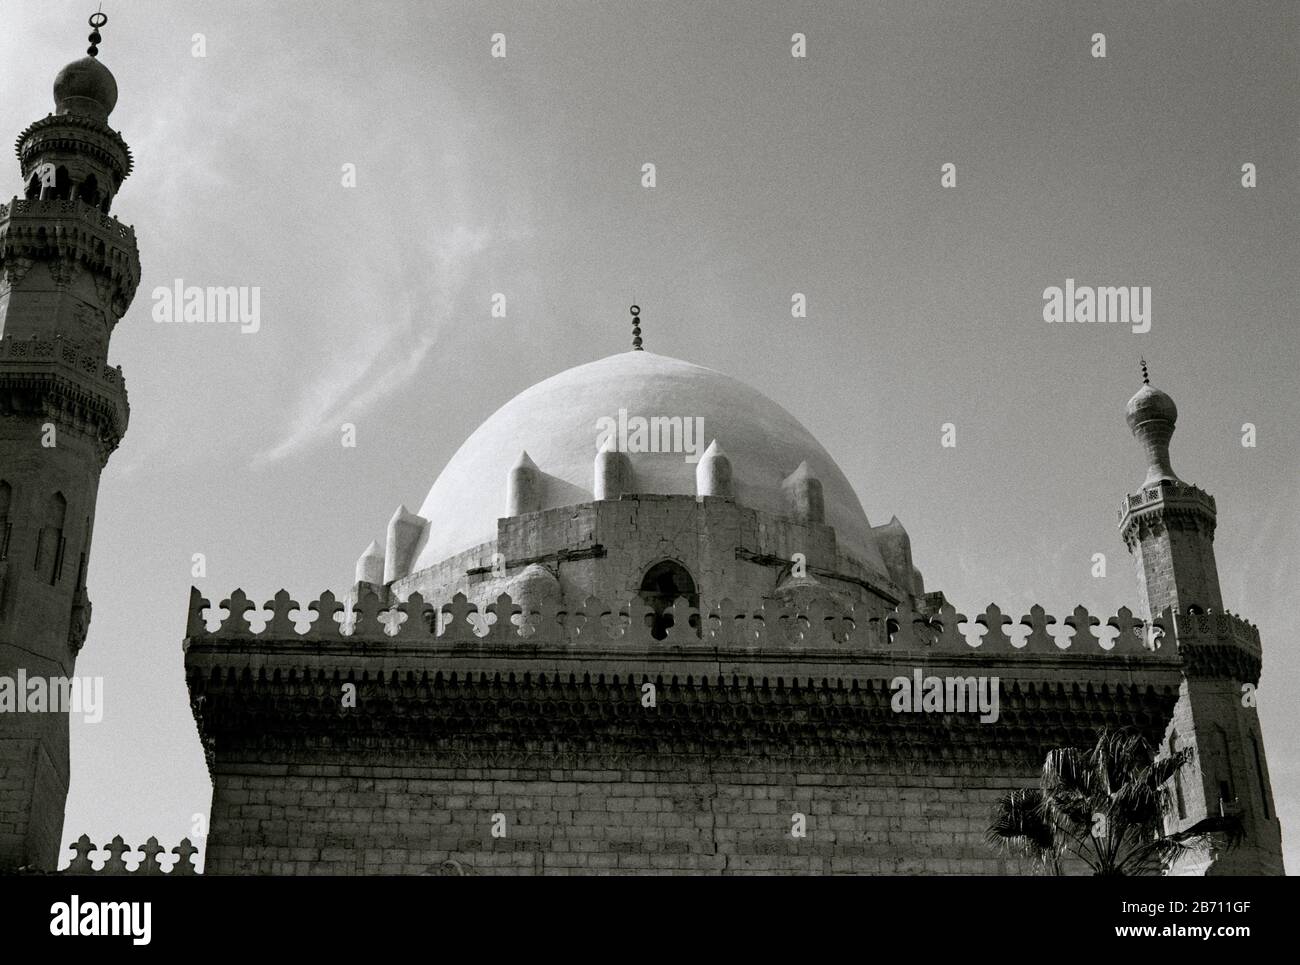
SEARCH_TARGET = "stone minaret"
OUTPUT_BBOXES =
[1119,373,1283,875]
[0,15,138,871]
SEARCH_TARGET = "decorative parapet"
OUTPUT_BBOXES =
[184,590,1189,768]
[0,197,140,312]
[1118,480,1216,524]
[0,333,125,391]
[185,587,1171,657]
[62,835,200,875]
[0,197,136,243]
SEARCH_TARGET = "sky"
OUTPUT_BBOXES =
[1,0,1296,873]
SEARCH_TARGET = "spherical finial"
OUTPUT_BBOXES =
[87,11,108,57]
[54,54,118,121]
[1140,357,1150,386]
[630,304,643,351]
[56,11,117,121]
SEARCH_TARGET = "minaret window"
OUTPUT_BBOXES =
[1168,732,1186,820]
[33,492,67,585]
[1250,733,1270,820]
[1215,727,1235,811]
[51,166,71,201]
[0,481,12,560]
[77,173,100,207]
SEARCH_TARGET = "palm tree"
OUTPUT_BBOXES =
[986,727,1242,875]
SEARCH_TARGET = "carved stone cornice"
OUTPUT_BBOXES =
[1177,643,1260,683]
[185,657,1182,772]
[0,337,129,461]
[0,198,140,315]
[15,114,133,183]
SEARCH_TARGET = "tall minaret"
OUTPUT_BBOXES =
[0,13,138,872]
[1119,365,1283,875]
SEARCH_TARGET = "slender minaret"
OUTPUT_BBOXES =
[0,13,138,871]
[1119,364,1283,875]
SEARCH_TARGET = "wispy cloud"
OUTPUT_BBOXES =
[250,222,497,467]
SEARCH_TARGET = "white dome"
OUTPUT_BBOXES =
[411,352,886,576]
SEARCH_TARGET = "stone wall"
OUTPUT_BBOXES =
[185,589,1189,875]
[0,737,65,870]
[205,757,1042,876]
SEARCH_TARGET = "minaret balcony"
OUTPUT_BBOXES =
[1117,479,1217,527]
[0,333,129,454]
[1156,606,1263,681]
[0,196,140,304]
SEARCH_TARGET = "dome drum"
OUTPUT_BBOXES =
[388,490,910,625]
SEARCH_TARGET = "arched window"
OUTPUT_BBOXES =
[1250,733,1270,820]
[34,492,67,585]
[77,173,100,207]
[1215,726,1235,813]
[52,166,71,201]
[0,481,12,560]
[1168,731,1186,820]
[638,559,698,640]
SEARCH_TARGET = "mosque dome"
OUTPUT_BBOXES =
[54,56,118,121]
[411,351,887,577]
[1125,383,1177,431]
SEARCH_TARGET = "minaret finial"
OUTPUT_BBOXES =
[87,10,107,58]
[1140,357,1150,385]
[630,304,643,351]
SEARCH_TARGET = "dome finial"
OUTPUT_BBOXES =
[630,303,643,351]
[87,9,107,58]
[1125,371,1180,487]
[1140,356,1150,386]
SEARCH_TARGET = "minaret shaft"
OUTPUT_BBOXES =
[0,14,136,872]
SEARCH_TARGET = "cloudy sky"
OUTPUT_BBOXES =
[2,0,1296,872]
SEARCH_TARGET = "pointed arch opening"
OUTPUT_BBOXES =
[638,559,698,640]
[1167,731,1186,821]
[1250,732,1270,820]
[77,173,100,207]
[51,166,71,201]
[0,480,12,561]
[34,492,68,585]
[1214,725,1235,815]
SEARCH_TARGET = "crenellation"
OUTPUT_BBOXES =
[62,834,200,875]
[186,586,1193,662]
